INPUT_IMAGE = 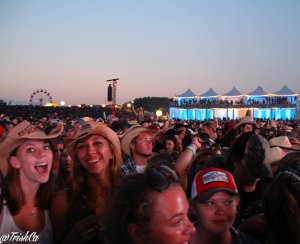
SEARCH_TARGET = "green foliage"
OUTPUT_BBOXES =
[133,97,172,111]
[122,101,132,108]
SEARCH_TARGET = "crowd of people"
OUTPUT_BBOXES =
[0,105,300,244]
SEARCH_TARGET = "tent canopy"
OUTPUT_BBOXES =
[222,87,242,96]
[247,86,268,96]
[199,88,218,97]
[175,88,196,98]
[273,85,298,95]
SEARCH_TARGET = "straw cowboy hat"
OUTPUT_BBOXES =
[269,146,286,173]
[270,147,286,164]
[0,121,63,176]
[289,137,300,150]
[120,125,156,157]
[282,126,293,133]
[63,121,122,166]
[80,117,94,122]
[189,148,217,169]
[128,120,139,125]
[235,116,257,129]
[269,136,298,152]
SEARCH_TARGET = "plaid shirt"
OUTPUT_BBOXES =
[120,157,137,175]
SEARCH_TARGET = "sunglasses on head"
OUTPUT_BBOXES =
[56,149,63,153]
[132,165,180,217]
[145,165,180,192]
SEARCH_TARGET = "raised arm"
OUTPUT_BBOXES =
[175,137,202,190]
[140,107,144,116]
[132,106,138,117]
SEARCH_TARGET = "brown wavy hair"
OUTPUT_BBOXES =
[103,173,181,244]
[162,135,180,152]
[262,178,300,244]
[66,138,123,228]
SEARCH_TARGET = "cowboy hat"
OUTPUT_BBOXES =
[269,136,298,152]
[120,125,156,157]
[63,121,122,166]
[289,137,300,150]
[0,121,63,176]
[270,147,286,164]
[235,116,257,129]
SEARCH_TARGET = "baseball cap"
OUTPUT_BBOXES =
[96,118,104,123]
[165,129,182,136]
[186,128,197,136]
[52,119,61,124]
[107,114,117,121]
[191,167,238,203]
[140,121,148,126]
[232,132,273,178]
[225,122,236,130]
[174,123,185,130]
[148,125,159,132]
[73,119,85,126]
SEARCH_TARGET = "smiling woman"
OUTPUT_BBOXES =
[50,121,123,244]
[189,168,260,244]
[103,164,195,244]
[0,121,63,244]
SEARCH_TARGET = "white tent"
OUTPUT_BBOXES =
[199,88,218,97]
[273,85,298,96]
[247,86,268,96]
[175,88,196,98]
[222,87,242,96]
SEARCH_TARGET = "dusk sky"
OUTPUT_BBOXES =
[1,1,299,106]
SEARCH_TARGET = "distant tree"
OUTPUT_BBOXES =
[133,97,172,111]
[122,101,133,108]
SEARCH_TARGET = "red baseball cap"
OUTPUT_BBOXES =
[226,122,236,130]
[191,167,238,203]
[148,125,159,132]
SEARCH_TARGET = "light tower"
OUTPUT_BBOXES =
[106,78,119,113]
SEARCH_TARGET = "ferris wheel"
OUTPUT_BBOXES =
[29,89,52,106]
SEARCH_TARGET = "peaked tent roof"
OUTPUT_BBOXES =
[176,88,196,97]
[273,85,298,95]
[222,87,242,96]
[247,86,268,96]
[199,88,218,97]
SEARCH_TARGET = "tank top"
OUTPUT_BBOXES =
[0,203,53,244]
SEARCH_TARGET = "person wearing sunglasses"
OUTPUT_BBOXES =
[50,121,123,244]
[189,168,260,244]
[104,164,195,244]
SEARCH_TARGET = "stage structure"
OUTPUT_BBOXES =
[170,85,298,121]
[106,78,119,114]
